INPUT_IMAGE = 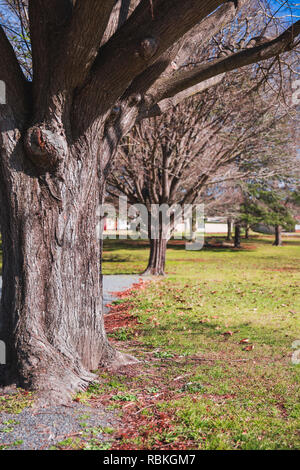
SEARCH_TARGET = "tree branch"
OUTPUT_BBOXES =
[54,1,116,89]
[75,0,225,130]
[101,0,141,46]
[124,0,242,100]
[153,19,300,102]
[28,0,74,115]
[0,24,29,120]
[141,74,225,118]
[28,1,116,134]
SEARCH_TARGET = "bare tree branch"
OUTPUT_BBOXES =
[142,74,226,118]
[152,19,300,102]
[75,0,225,128]
[0,23,29,119]
[55,1,116,89]
[101,0,141,46]
[124,0,242,100]
[28,0,74,114]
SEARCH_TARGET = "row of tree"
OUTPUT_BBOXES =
[0,0,299,403]
[108,67,299,274]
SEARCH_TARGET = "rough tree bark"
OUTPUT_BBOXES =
[234,222,241,248]
[0,0,299,403]
[273,225,282,246]
[143,238,167,276]
[0,84,135,403]
[0,133,110,400]
[226,217,233,241]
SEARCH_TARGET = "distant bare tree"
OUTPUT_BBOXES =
[109,69,298,274]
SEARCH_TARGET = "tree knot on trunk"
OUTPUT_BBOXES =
[106,105,122,124]
[137,37,159,60]
[24,126,67,171]
[128,93,142,108]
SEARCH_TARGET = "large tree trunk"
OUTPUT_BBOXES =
[143,237,167,276]
[273,225,282,246]
[245,225,250,239]
[0,113,134,403]
[234,222,241,248]
[142,213,168,276]
[226,217,232,241]
[0,0,297,407]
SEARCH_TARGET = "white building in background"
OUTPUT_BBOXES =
[204,222,227,233]
[176,218,227,234]
[103,217,228,235]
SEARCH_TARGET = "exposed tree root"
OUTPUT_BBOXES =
[100,349,140,372]
[141,267,165,277]
[35,348,140,406]
[34,369,97,407]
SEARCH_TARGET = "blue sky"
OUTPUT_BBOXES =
[268,0,300,23]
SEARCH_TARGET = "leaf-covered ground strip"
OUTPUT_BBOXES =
[0,389,33,415]
[96,235,300,450]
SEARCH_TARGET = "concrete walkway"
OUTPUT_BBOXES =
[0,275,140,314]
[103,274,140,313]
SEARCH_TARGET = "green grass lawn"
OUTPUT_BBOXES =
[100,234,300,450]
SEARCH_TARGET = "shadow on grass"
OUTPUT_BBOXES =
[167,240,256,253]
[102,235,300,254]
[103,240,150,252]
[142,316,294,349]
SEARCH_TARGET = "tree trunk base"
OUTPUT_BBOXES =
[0,360,98,407]
[1,345,140,406]
[141,267,166,276]
[101,350,140,372]
[34,368,97,407]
